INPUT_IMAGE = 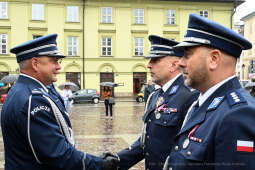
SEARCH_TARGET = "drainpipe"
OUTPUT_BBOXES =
[231,0,237,29]
[82,0,85,89]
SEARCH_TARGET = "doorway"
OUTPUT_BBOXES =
[133,72,147,94]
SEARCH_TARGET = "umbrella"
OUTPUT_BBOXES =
[100,82,118,87]
[245,82,255,89]
[58,82,79,91]
[0,75,19,84]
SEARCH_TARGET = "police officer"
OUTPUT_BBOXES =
[0,34,118,170]
[104,35,198,170]
[163,13,255,170]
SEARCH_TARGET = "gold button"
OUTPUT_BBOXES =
[187,151,191,156]
[149,119,152,122]
[147,135,149,139]
[164,121,167,124]
[174,146,179,151]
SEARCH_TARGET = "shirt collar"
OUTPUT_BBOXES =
[197,75,236,106]
[161,73,182,92]
[20,73,49,93]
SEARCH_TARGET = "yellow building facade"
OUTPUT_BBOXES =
[241,11,255,80]
[0,0,238,96]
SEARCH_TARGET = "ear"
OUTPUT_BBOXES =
[31,58,39,72]
[208,49,221,70]
[170,58,180,72]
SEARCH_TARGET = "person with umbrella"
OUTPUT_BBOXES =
[102,85,114,119]
[61,84,72,112]
[1,34,118,170]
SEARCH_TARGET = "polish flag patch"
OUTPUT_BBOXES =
[237,140,254,152]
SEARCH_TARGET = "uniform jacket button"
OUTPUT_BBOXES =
[147,135,149,139]
[174,145,179,151]
[148,119,152,122]
[186,151,191,156]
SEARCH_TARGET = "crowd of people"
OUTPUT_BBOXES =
[1,13,255,170]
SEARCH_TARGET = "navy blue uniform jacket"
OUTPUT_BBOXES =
[1,75,102,170]
[164,77,255,170]
[117,75,198,170]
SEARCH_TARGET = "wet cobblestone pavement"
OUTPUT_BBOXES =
[0,101,146,169]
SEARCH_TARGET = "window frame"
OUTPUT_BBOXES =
[101,7,112,23]
[67,6,79,22]
[67,36,79,56]
[0,2,8,19]
[134,8,144,24]
[199,10,209,18]
[32,3,44,21]
[134,37,144,56]
[166,9,176,25]
[101,37,112,56]
[0,33,7,54]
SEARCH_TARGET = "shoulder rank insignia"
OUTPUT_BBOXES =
[226,90,246,106]
[31,89,42,95]
[207,96,224,111]
[169,85,179,95]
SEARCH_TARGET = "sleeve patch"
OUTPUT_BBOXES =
[31,105,51,115]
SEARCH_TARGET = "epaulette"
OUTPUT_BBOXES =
[226,90,247,107]
[169,85,179,95]
[207,96,224,111]
[31,89,42,95]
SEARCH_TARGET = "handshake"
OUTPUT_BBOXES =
[101,152,120,170]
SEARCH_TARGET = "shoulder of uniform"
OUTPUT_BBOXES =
[225,90,247,107]
[31,88,48,96]
[31,89,42,95]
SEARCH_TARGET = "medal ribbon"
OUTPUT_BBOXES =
[188,125,202,143]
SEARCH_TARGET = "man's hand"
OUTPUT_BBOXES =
[101,152,120,170]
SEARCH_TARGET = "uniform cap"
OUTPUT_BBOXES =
[10,34,65,63]
[146,35,183,58]
[174,13,252,58]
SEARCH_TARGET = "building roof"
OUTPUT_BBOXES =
[162,0,245,6]
[241,11,255,21]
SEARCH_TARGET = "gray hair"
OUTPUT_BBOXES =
[18,60,29,71]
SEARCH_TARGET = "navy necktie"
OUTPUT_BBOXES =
[186,101,199,122]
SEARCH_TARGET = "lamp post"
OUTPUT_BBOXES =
[242,64,245,80]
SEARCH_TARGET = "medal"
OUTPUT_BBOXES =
[156,113,161,119]
[183,138,190,149]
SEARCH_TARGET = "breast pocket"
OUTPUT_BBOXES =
[154,111,180,126]
[180,141,207,162]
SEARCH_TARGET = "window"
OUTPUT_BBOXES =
[67,6,79,22]
[101,7,112,23]
[0,2,7,19]
[199,10,209,18]
[0,34,7,54]
[166,10,176,25]
[102,37,112,56]
[67,36,78,56]
[134,8,144,24]
[32,4,44,21]
[134,37,144,56]
[33,35,42,39]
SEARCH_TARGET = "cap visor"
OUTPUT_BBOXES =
[174,41,201,51]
